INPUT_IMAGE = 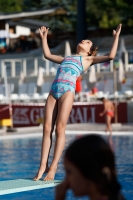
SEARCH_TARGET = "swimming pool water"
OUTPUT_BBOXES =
[0,134,133,200]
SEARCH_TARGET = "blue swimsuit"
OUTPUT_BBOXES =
[50,56,84,99]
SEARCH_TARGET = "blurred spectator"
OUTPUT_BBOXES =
[34,33,41,48]
[0,38,6,53]
[89,86,98,96]
[20,36,27,51]
[99,97,115,148]
[92,86,98,94]
[14,34,38,52]
[27,33,37,50]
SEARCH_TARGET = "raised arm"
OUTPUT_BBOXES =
[39,26,64,64]
[90,24,122,65]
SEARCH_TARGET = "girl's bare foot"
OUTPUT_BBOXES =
[44,167,57,181]
[34,165,49,181]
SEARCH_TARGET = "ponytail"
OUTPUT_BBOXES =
[99,167,123,200]
[88,46,98,56]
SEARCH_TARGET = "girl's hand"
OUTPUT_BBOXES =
[113,24,122,37]
[39,26,49,39]
[55,179,70,200]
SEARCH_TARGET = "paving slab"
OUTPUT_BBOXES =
[0,123,133,139]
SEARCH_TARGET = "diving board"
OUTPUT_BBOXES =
[0,179,61,195]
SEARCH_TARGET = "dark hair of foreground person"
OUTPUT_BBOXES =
[55,135,125,200]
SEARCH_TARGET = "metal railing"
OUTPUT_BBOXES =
[0,51,133,78]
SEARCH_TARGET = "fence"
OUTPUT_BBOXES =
[0,51,133,78]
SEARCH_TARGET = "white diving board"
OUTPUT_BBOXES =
[0,179,61,195]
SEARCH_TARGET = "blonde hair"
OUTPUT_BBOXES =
[88,46,98,56]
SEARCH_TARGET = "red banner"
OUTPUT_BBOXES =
[0,102,127,127]
[68,102,127,124]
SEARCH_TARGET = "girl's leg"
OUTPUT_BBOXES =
[44,91,74,181]
[34,94,58,180]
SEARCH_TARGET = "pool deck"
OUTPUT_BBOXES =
[0,123,133,139]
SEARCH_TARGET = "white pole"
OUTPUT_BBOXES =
[12,60,16,77]
[124,52,129,71]
[34,58,38,76]
[1,60,5,78]
[96,63,101,72]
[5,22,10,47]
[23,59,27,76]
[110,60,114,72]
[46,59,49,75]
[4,65,9,102]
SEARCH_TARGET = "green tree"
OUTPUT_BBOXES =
[39,0,77,32]
[22,0,42,11]
[86,0,133,29]
[0,0,23,13]
[0,0,133,33]
[119,0,133,27]
[39,0,133,33]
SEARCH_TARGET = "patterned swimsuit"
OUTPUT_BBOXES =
[50,56,84,99]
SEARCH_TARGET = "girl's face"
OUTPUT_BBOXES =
[77,39,93,54]
[64,158,92,196]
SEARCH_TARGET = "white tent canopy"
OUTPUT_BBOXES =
[89,65,96,83]
[18,71,25,85]
[37,67,45,86]
[118,38,127,59]
[0,30,19,38]
[119,58,125,82]
[64,41,71,57]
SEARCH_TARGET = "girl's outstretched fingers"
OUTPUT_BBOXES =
[39,26,49,38]
[113,24,122,37]
[116,23,122,34]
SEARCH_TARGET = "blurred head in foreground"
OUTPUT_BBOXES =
[64,135,124,200]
